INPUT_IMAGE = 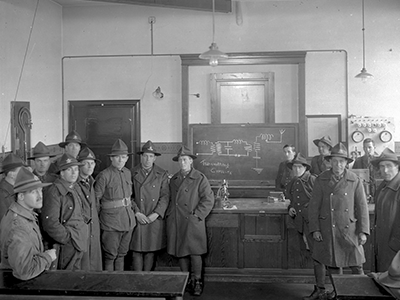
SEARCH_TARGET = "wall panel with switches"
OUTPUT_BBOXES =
[348,116,395,158]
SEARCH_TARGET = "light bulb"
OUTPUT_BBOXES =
[209,57,218,67]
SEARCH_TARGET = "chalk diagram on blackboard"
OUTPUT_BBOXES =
[195,129,286,175]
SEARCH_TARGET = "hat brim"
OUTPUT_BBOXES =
[27,153,56,160]
[371,158,400,168]
[57,162,84,173]
[376,271,400,289]
[172,154,197,162]
[0,162,26,174]
[324,154,353,164]
[59,141,87,148]
[107,152,133,156]
[137,150,161,156]
[78,157,102,163]
[287,161,311,171]
[313,139,333,148]
[14,181,52,193]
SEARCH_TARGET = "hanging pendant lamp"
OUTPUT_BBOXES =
[199,0,228,66]
[355,0,373,82]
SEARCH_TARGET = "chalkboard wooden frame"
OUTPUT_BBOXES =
[190,123,298,187]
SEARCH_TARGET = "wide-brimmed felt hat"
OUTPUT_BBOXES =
[58,130,87,148]
[137,140,161,156]
[14,167,52,193]
[324,142,353,163]
[172,145,197,162]
[28,142,56,160]
[371,148,399,168]
[77,147,101,163]
[108,139,133,156]
[287,153,311,171]
[0,153,26,174]
[57,153,83,173]
[313,135,333,149]
[370,251,400,299]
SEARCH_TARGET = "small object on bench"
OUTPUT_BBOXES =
[332,274,393,299]
[0,270,188,300]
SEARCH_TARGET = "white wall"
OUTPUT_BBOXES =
[0,0,62,151]
[61,0,400,143]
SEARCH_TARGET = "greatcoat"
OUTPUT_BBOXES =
[374,171,400,272]
[130,164,170,252]
[0,202,53,280]
[275,160,294,193]
[77,175,102,271]
[166,168,214,257]
[310,155,331,176]
[41,178,89,270]
[308,169,370,267]
[286,171,316,234]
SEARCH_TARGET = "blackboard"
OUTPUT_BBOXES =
[190,124,298,186]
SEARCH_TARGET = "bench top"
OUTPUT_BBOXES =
[0,270,188,298]
[332,274,392,299]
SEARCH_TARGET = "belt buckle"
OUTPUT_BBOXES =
[122,198,129,207]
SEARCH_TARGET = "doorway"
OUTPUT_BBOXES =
[69,100,140,177]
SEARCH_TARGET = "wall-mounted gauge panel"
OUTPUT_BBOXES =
[379,130,393,143]
[351,131,364,143]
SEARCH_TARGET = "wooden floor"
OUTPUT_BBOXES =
[183,282,318,300]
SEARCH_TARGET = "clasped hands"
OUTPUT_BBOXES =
[135,212,159,225]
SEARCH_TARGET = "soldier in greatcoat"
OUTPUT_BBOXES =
[166,145,214,296]
[371,148,400,272]
[27,142,57,184]
[308,142,370,300]
[41,154,89,270]
[130,140,170,271]
[77,147,102,271]
[310,135,333,176]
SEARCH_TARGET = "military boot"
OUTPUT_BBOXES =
[192,279,203,296]
[303,285,327,300]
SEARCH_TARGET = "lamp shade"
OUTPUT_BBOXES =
[355,67,373,82]
[199,42,228,66]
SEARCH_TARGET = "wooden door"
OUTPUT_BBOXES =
[69,100,140,177]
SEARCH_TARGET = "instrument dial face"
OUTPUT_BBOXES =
[380,130,392,143]
[351,131,364,143]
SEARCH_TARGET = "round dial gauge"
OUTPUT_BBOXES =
[351,131,364,143]
[380,130,392,143]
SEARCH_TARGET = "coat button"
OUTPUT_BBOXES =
[69,206,73,209]
[344,193,347,195]
[345,225,349,228]
[332,208,334,211]
[345,209,349,212]
[332,225,336,227]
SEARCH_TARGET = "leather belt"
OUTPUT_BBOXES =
[101,198,131,209]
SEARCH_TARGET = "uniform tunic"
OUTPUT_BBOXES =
[0,202,52,280]
[0,179,16,222]
[94,165,136,232]
[374,172,400,272]
[308,169,370,267]
[166,168,214,257]
[275,160,294,193]
[77,175,102,271]
[286,171,316,235]
[310,155,331,175]
[130,164,170,252]
[41,178,89,270]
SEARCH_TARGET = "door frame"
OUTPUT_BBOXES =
[68,99,141,170]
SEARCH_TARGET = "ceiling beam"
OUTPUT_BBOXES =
[83,0,232,13]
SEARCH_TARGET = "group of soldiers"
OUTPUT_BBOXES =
[276,136,400,299]
[0,131,214,297]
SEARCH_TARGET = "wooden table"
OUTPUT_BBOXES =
[332,274,393,299]
[0,270,188,300]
